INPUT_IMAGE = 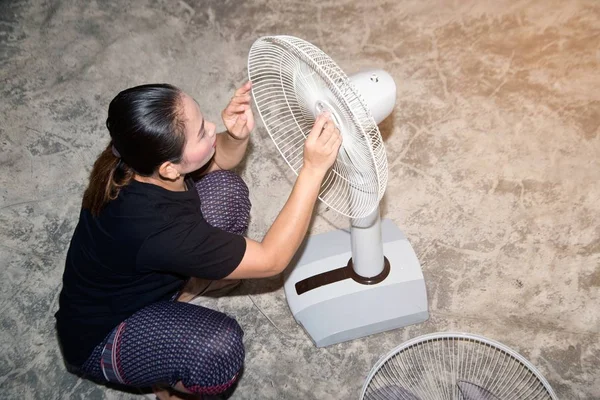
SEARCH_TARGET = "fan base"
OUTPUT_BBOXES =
[284,219,429,347]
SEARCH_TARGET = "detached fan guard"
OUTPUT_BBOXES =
[361,332,558,400]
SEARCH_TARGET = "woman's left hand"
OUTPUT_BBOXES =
[222,81,255,140]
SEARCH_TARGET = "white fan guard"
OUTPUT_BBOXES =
[248,35,388,219]
[361,333,558,400]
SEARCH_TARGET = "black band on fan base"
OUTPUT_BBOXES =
[295,257,391,296]
[347,257,391,284]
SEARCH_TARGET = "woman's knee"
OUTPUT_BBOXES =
[196,170,249,203]
[198,314,244,367]
[195,170,251,235]
[125,303,245,393]
[181,315,245,394]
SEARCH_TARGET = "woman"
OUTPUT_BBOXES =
[55,81,341,399]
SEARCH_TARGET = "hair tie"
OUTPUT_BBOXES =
[111,145,121,158]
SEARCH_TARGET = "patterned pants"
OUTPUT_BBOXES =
[77,170,251,395]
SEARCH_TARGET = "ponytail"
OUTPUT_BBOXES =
[82,143,134,216]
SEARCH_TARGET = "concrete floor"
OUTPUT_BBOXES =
[1,0,599,399]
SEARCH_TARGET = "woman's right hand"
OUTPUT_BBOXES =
[303,113,342,177]
[225,113,343,280]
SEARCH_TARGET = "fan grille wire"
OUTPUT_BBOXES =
[361,333,558,400]
[248,36,388,218]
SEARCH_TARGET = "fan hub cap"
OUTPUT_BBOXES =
[314,100,343,128]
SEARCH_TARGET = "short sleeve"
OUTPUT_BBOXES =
[137,216,246,280]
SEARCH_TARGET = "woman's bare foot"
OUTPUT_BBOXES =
[177,278,241,303]
[152,384,202,399]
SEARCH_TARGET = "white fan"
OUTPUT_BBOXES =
[361,333,558,400]
[248,36,428,347]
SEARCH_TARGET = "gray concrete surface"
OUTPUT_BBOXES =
[1,0,599,398]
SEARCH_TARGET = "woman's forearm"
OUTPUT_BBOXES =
[260,166,325,273]
[224,113,342,280]
[212,132,249,170]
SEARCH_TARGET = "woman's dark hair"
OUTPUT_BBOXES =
[82,84,186,216]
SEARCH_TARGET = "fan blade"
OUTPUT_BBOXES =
[248,35,389,218]
[370,385,422,400]
[457,380,501,400]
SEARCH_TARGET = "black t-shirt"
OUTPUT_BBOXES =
[55,178,246,366]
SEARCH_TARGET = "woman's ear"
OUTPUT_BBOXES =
[158,161,181,180]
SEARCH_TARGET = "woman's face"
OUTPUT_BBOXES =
[177,92,217,173]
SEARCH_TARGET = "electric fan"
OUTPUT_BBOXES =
[248,36,428,347]
[361,332,558,400]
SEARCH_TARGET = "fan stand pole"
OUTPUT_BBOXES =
[350,208,385,278]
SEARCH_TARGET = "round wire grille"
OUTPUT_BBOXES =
[248,35,388,218]
[361,333,558,400]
